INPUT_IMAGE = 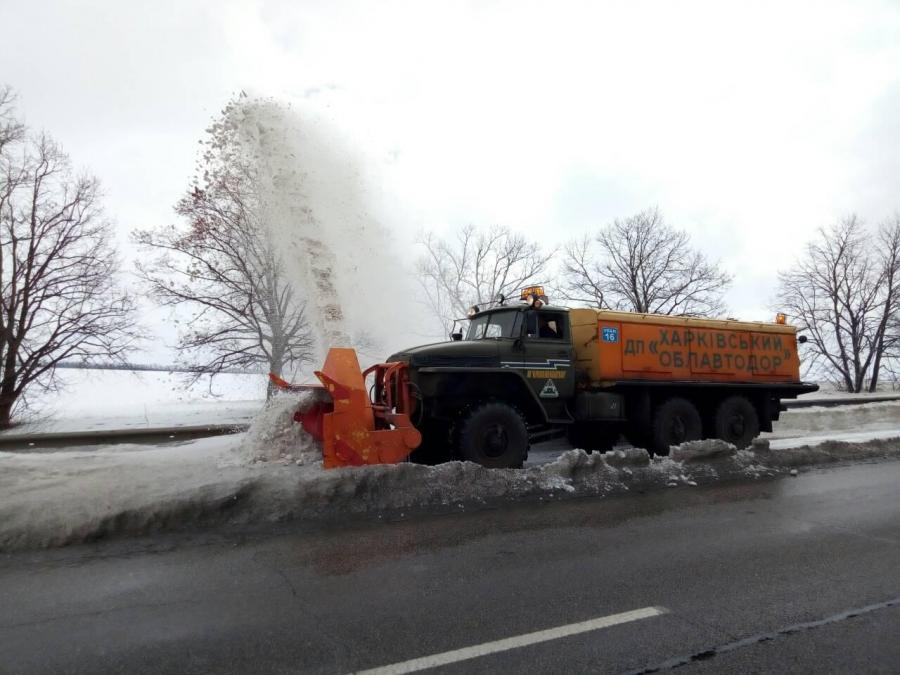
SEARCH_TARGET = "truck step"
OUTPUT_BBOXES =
[528,426,567,443]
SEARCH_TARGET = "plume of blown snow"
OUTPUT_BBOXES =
[241,391,324,465]
[226,97,418,368]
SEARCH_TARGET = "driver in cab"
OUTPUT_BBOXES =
[537,315,559,339]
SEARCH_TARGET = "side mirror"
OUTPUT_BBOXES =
[797,335,808,344]
[451,332,463,341]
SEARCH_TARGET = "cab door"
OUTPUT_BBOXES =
[520,309,575,420]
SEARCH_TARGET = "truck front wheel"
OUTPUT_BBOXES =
[650,397,702,456]
[713,396,759,449]
[457,402,529,468]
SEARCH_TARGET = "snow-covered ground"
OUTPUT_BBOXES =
[1,370,266,434]
[763,400,900,442]
[0,434,757,550]
[3,395,900,552]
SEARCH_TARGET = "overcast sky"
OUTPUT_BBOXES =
[2,0,900,341]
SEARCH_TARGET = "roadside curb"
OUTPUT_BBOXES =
[0,424,248,449]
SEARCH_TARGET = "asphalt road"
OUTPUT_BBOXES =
[2,460,899,674]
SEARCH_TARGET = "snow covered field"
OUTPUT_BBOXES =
[3,396,900,552]
[763,400,900,443]
[0,370,267,434]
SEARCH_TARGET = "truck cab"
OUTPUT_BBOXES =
[387,289,586,467]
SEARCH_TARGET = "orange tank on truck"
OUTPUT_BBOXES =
[569,309,804,385]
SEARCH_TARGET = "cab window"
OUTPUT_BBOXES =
[465,311,520,340]
[467,315,488,339]
[526,311,566,340]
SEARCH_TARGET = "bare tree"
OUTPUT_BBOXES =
[417,224,555,334]
[776,215,900,392]
[868,216,900,390]
[0,93,137,428]
[0,86,24,153]
[560,208,732,316]
[559,234,608,308]
[135,97,313,394]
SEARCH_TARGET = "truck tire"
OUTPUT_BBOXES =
[713,396,759,449]
[650,397,702,456]
[567,423,619,453]
[457,402,529,468]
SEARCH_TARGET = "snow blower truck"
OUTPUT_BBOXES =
[271,287,817,469]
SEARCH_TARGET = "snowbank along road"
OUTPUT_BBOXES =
[3,398,900,551]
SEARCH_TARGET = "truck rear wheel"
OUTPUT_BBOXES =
[457,402,529,468]
[713,396,759,449]
[650,397,702,456]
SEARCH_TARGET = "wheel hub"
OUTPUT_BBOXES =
[482,424,509,458]
[728,414,745,437]
[670,416,686,443]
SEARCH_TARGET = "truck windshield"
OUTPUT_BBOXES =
[465,311,520,340]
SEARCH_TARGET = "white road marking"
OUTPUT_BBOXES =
[353,606,668,675]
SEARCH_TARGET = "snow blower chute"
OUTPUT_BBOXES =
[269,348,422,469]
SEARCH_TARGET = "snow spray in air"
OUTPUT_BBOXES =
[227,97,415,369]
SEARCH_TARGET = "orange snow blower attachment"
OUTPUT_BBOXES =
[269,348,422,469]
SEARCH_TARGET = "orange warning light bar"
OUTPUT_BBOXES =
[520,286,545,301]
